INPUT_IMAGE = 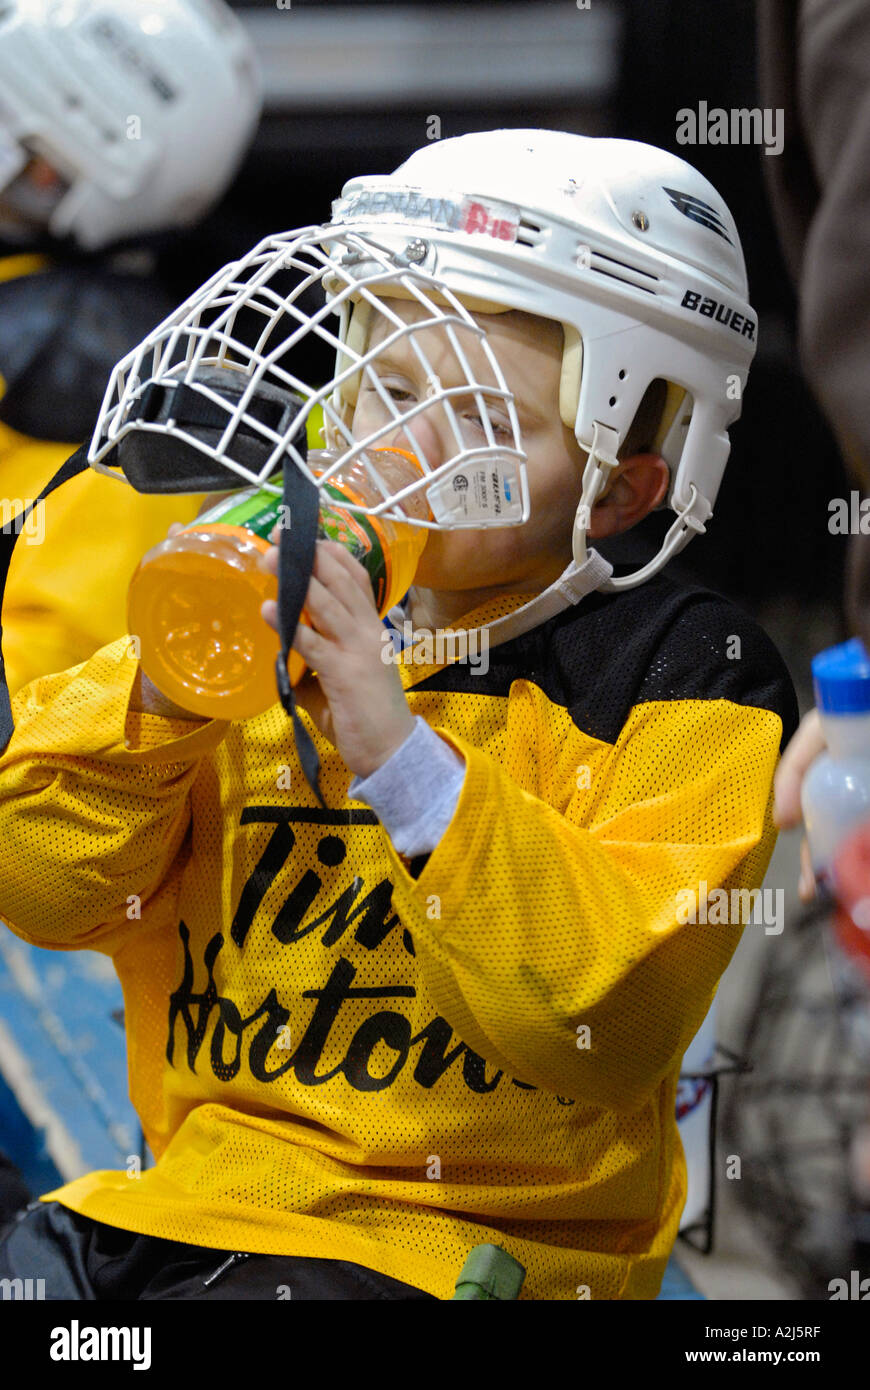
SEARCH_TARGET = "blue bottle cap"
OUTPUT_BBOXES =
[812,638,870,714]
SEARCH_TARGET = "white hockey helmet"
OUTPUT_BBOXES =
[88,129,756,654]
[0,0,262,250]
[326,129,756,634]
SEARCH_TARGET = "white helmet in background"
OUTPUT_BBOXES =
[329,130,757,613]
[0,0,262,250]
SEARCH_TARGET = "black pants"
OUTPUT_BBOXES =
[0,1201,437,1300]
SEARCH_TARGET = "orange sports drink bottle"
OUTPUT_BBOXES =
[126,447,431,720]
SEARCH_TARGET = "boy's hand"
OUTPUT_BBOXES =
[258,535,415,779]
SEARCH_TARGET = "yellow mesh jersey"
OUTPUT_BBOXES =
[0,433,204,695]
[0,571,798,1299]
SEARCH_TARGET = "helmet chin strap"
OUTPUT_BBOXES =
[600,484,710,591]
[410,421,618,653]
[575,420,712,591]
[444,545,614,654]
[411,420,712,652]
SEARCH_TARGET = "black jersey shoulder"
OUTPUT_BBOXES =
[0,261,175,443]
[404,571,799,751]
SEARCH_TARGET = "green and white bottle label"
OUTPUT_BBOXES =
[191,475,390,609]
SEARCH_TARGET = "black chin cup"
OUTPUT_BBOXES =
[99,366,308,494]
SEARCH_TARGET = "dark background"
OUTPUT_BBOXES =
[157,0,848,621]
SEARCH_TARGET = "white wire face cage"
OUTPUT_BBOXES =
[87,224,530,533]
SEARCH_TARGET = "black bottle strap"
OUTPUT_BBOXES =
[273,445,328,809]
[0,444,89,752]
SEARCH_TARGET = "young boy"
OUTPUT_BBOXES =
[0,130,797,1299]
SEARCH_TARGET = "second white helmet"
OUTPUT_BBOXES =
[0,0,262,250]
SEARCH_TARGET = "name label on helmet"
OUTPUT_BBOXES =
[680,290,755,340]
[331,188,520,244]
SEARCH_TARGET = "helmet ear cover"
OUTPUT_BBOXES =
[559,325,583,433]
[652,381,688,455]
[327,297,372,444]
